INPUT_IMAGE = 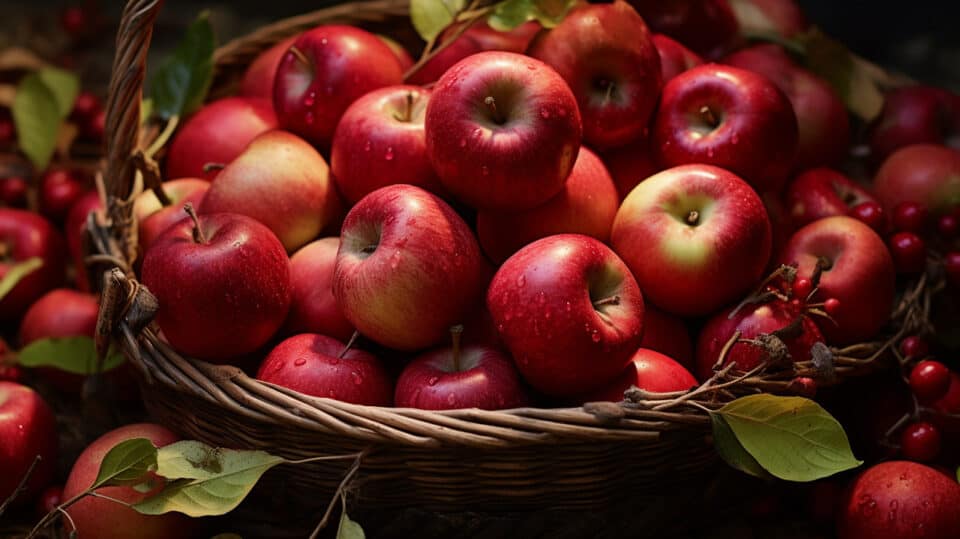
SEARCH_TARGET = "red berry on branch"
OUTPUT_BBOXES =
[900,421,941,462]
[888,232,926,274]
[938,214,959,239]
[83,110,106,142]
[60,6,87,38]
[823,297,841,318]
[789,376,817,398]
[793,277,812,300]
[909,360,951,403]
[848,201,887,235]
[35,485,63,518]
[945,252,960,289]
[899,336,929,360]
[72,91,101,121]
[0,176,29,208]
[892,201,929,234]
[0,118,14,145]
[0,364,22,382]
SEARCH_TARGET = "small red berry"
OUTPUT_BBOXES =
[793,277,812,300]
[60,6,87,37]
[35,485,63,518]
[823,298,841,318]
[909,360,952,403]
[938,214,959,239]
[945,252,960,289]
[900,336,929,360]
[72,91,101,121]
[0,176,29,208]
[900,421,941,462]
[848,201,887,234]
[892,201,929,234]
[0,118,14,145]
[39,168,86,223]
[82,110,106,142]
[789,298,802,311]
[789,376,817,398]
[888,232,927,274]
[0,364,22,382]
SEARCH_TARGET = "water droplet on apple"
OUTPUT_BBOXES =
[591,331,601,343]
[459,138,467,148]
[328,389,337,398]
[320,37,328,45]
[544,311,551,320]
[294,358,307,367]
[428,376,439,386]
[565,301,572,312]
[472,128,482,138]
[384,147,395,161]
[390,251,401,269]
[303,91,316,107]
[557,107,567,117]
[526,63,536,71]
[706,148,715,158]
[731,134,739,145]
[540,108,551,119]
[516,275,526,287]
[481,165,489,176]
[351,371,363,385]
[447,393,456,405]
[364,141,372,152]
[497,323,505,332]
[324,85,334,96]
[305,111,315,125]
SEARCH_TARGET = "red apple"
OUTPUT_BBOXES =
[0,209,65,321]
[579,348,698,403]
[600,137,662,201]
[38,168,87,224]
[239,36,299,99]
[64,190,104,291]
[141,210,291,362]
[63,423,196,539]
[476,146,618,264]
[282,237,354,341]
[873,144,960,216]
[0,381,57,504]
[334,185,485,351]
[527,1,662,150]
[273,25,404,150]
[627,0,741,59]
[425,51,582,211]
[487,234,645,397]
[257,333,392,405]
[728,0,808,39]
[785,168,878,230]
[199,130,342,252]
[652,64,798,192]
[837,461,960,539]
[869,86,960,162]
[695,298,824,381]
[779,216,895,345]
[134,178,210,253]
[640,305,694,369]
[652,33,704,82]
[165,97,278,180]
[395,339,528,410]
[722,44,850,170]
[611,164,772,316]
[331,85,443,204]
[378,34,414,72]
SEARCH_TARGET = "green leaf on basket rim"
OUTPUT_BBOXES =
[337,511,365,539]
[12,74,62,170]
[141,98,154,125]
[710,414,773,480]
[0,257,43,303]
[132,440,285,517]
[410,0,466,42]
[36,67,80,119]
[93,438,159,490]
[710,394,862,482]
[149,10,216,119]
[487,0,576,31]
[17,336,126,375]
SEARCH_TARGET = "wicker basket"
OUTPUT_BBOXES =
[84,0,935,534]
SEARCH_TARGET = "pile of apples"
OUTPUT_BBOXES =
[3,0,960,537]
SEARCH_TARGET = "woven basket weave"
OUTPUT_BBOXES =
[85,0,935,533]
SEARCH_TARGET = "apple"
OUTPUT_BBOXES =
[785,168,879,230]
[487,234,645,397]
[779,216,895,345]
[0,209,65,322]
[165,97,278,180]
[869,86,960,162]
[728,0,808,39]
[578,348,698,403]
[722,44,850,170]
[600,137,662,201]
[64,190,103,291]
[395,330,528,410]
[199,130,342,252]
[626,0,741,59]
[611,164,772,316]
[873,144,960,216]
[331,85,444,204]
[257,333,392,405]
[527,1,662,150]
[694,298,824,381]
[273,25,404,150]
[0,381,57,505]
[652,33,704,82]
[425,51,582,211]
[378,34,414,72]
[476,146,619,264]
[837,461,960,539]
[282,237,354,342]
[134,178,210,253]
[141,209,291,362]
[652,64,798,192]
[334,184,485,351]
[239,35,299,99]
[38,168,87,224]
[407,21,540,85]
[63,423,196,539]
[640,305,694,369]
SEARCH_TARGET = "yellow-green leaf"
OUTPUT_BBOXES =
[0,257,42,302]
[710,414,773,480]
[133,441,284,517]
[488,0,575,31]
[796,29,885,121]
[92,438,159,489]
[714,394,861,482]
[12,74,61,170]
[337,512,365,539]
[36,67,80,119]
[17,336,126,375]
[150,11,215,119]
[410,0,466,42]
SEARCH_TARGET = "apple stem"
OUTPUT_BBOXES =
[592,295,621,309]
[450,324,464,372]
[484,96,506,125]
[203,162,226,174]
[686,210,700,226]
[339,331,360,359]
[699,105,720,128]
[394,92,414,123]
[288,45,310,68]
[183,203,207,244]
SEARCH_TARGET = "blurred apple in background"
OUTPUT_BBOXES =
[282,237,354,341]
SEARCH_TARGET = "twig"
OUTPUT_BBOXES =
[308,449,368,539]
[0,455,41,517]
[403,0,490,82]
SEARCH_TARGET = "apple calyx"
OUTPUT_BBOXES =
[393,92,415,123]
[182,203,207,244]
[594,78,616,104]
[338,330,360,359]
[483,96,506,125]
[686,210,700,226]
[698,105,720,128]
[202,162,226,175]
[450,324,464,372]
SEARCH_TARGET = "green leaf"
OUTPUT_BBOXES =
[795,29,885,121]
[710,414,773,480]
[714,394,862,482]
[133,441,284,517]
[12,74,61,169]
[337,512,365,539]
[149,11,215,119]
[92,438,159,489]
[0,257,42,302]
[17,336,126,375]
[410,0,466,42]
[141,98,154,125]
[36,67,80,119]
[488,0,575,31]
